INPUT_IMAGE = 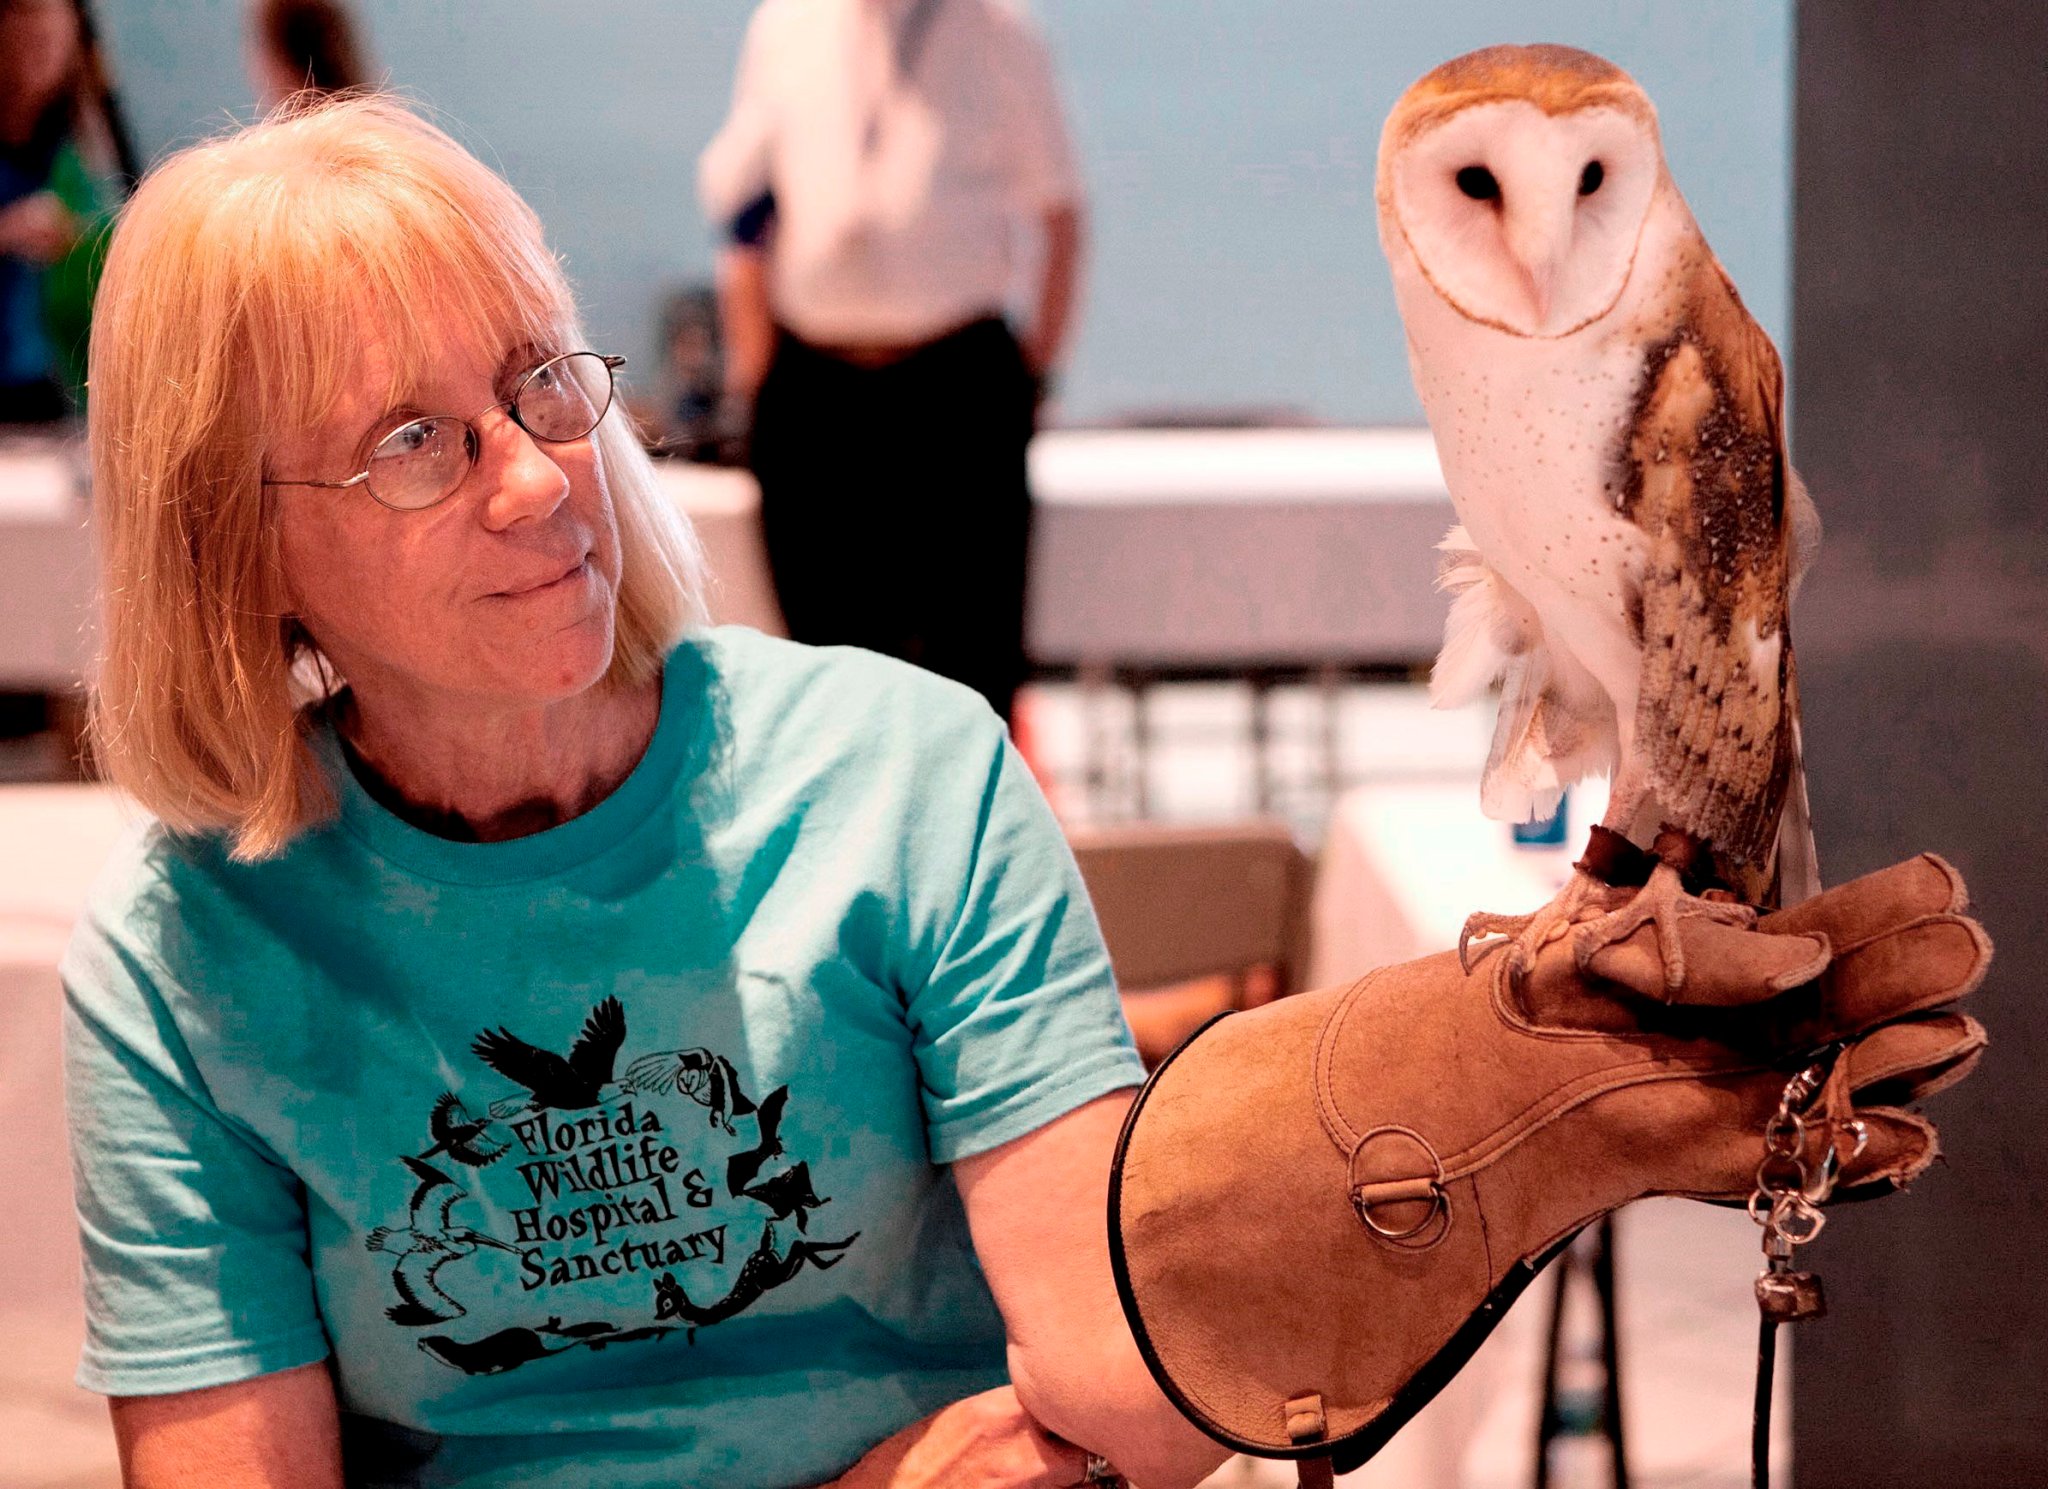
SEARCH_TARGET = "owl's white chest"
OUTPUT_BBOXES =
[1416,324,1645,585]
[1394,264,1666,706]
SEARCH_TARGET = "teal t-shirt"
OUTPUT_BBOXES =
[61,628,1144,1489]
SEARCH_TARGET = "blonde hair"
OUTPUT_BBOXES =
[88,93,706,861]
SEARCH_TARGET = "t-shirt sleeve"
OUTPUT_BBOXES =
[61,916,330,1396]
[698,2,782,225]
[994,7,1083,212]
[901,711,1144,1164]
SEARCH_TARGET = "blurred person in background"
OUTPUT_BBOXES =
[699,0,1086,728]
[246,0,372,112]
[0,0,128,424]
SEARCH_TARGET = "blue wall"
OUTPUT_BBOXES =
[95,0,1790,425]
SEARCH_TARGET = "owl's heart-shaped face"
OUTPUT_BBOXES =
[1386,99,1660,338]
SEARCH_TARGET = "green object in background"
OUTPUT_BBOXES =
[40,141,119,410]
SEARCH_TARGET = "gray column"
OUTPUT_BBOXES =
[1791,3,2048,1484]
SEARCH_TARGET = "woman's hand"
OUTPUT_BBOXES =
[822,1386,1105,1489]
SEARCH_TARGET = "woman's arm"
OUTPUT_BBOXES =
[953,1092,1234,1489]
[109,1364,343,1489]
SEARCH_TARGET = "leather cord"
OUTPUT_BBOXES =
[1753,1313,1777,1489]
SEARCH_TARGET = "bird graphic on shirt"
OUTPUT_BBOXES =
[1377,44,1821,991]
[474,996,628,1118]
[736,1160,830,1233]
[621,1046,759,1134]
[724,1084,792,1196]
[366,1156,518,1325]
[414,1091,509,1168]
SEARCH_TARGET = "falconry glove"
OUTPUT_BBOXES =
[1107,853,1989,1485]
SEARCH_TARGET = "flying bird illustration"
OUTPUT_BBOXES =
[737,1160,830,1233]
[725,1085,791,1196]
[473,996,627,1117]
[366,1156,518,1325]
[415,1091,508,1168]
[1377,44,1821,989]
[622,1046,758,1134]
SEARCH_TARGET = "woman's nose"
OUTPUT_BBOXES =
[477,407,570,529]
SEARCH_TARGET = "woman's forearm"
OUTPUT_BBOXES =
[1010,1340,1231,1489]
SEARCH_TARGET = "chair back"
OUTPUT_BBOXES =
[1067,819,1313,1061]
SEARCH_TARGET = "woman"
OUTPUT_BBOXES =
[66,96,1223,1489]
[0,0,127,421]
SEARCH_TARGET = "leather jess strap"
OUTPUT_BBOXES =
[1285,1394,1335,1489]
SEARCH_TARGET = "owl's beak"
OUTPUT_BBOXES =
[1517,260,1554,325]
[1504,201,1571,328]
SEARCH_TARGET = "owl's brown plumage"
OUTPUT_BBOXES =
[1624,247,1808,903]
[1389,44,1647,137]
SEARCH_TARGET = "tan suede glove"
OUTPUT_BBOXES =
[1108,854,1989,1480]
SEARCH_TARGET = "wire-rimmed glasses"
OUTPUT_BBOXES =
[263,351,625,512]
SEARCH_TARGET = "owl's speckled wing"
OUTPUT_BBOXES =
[1622,250,1810,900]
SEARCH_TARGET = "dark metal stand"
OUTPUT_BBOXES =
[1535,1216,1630,1489]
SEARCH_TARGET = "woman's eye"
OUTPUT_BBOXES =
[379,420,440,458]
[1579,160,1605,196]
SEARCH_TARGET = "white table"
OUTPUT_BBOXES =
[1026,427,1453,670]
[0,785,138,1489]
[4,429,1454,692]
[651,459,786,637]
[1310,776,1610,987]
[0,441,94,692]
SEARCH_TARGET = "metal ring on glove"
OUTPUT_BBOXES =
[1348,1125,1452,1250]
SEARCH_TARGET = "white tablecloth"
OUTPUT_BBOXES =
[1,785,138,1489]
[3,428,1454,691]
[1311,777,1609,987]
[0,442,94,692]
[1025,428,1453,668]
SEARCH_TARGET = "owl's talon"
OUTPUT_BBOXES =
[1571,863,1760,994]
[1459,871,1603,980]
[1458,917,1511,974]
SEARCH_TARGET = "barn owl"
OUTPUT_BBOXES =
[1376,44,1821,990]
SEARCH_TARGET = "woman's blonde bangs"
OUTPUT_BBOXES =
[88,94,704,862]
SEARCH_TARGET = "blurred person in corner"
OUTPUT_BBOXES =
[699,0,1086,729]
[246,0,372,112]
[0,0,128,425]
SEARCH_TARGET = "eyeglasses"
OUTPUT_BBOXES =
[264,351,625,512]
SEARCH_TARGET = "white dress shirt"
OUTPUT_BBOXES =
[699,0,1082,346]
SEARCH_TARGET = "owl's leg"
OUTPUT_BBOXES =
[1458,868,1607,975]
[1459,767,1651,976]
[1569,826,1757,993]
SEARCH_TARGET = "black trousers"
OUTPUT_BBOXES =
[748,317,1036,724]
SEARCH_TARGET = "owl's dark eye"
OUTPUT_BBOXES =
[1579,160,1605,196]
[1455,165,1499,201]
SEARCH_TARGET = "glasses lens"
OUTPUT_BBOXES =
[366,416,473,510]
[515,353,614,442]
